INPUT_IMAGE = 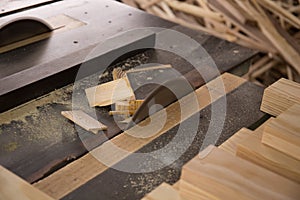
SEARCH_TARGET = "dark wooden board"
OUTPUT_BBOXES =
[63,81,265,200]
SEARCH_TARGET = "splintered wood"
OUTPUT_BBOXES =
[0,165,54,200]
[123,0,300,77]
[261,78,300,116]
[61,110,107,134]
[110,100,144,116]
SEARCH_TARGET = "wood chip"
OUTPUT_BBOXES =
[61,110,107,134]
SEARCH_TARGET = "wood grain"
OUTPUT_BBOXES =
[181,146,300,200]
[0,165,54,200]
[61,110,107,134]
[261,78,300,116]
[237,133,300,183]
[219,128,254,155]
[34,73,245,199]
[85,78,135,107]
[262,104,300,160]
[142,183,185,200]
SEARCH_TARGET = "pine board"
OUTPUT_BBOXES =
[181,146,300,200]
[237,133,300,183]
[262,104,300,160]
[261,78,300,116]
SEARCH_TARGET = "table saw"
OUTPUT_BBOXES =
[0,0,267,199]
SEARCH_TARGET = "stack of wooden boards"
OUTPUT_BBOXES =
[123,0,300,80]
[142,78,300,200]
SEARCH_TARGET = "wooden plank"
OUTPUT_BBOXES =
[85,78,135,107]
[219,128,254,155]
[236,133,300,183]
[34,73,246,199]
[0,165,54,200]
[61,110,107,134]
[142,183,185,200]
[181,146,300,200]
[262,104,300,160]
[261,78,300,116]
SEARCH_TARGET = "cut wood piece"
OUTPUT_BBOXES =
[164,0,223,22]
[114,99,144,116]
[261,78,300,116]
[246,0,300,74]
[34,73,246,199]
[85,77,135,107]
[262,104,300,160]
[181,146,300,200]
[112,67,126,80]
[219,128,255,155]
[0,165,54,200]
[214,0,255,24]
[236,133,300,183]
[61,110,107,134]
[142,183,186,200]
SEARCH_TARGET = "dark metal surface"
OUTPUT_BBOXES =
[131,77,195,126]
[0,17,52,47]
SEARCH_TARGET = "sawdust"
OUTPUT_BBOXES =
[3,142,19,152]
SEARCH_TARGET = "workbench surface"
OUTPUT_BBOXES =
[0,0,265,200]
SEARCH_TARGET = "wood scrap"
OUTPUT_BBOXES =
[0,165,54,200]
[122,0,300,83]
[261,78,300,116]
[262,104,300,160]
[85,77,135,107]
[61,110,107,134]
[110,99,144,116]
[180,145,300,200]
[112,67,126,80]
